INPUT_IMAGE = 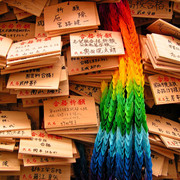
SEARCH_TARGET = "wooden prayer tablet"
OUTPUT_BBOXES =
[44,1,100,35]
[1,54,60,75]
[13,7,25,14]
[128,0,173,19]
[0,152,20,171]
[17,79,69,99]
[15,56,69,97]
[23,154,76,167]
[20,165,71,180]
[147,19,180,38]
[0,129,31,138]
[7,36,61,61]
[19,130,73,158]
[5,0,48,17]
[15,11,32,21]
[161,158,169,176]
[0,111,30,132]
[0,21,35,42]
[0,10,16,22]
[148,74,180,105]
[67,48,119,75]
[35,15,47,38]
[69,70,114,83]
[47,105,100,135]
[70,30,125,57]
[22,97,52,107]
[61,134,96,143]
[0,2,9,15]
[160,136,180,149]
[147,19,180,39]
[48,126,99,135]
[174,2,180,14]
[149,33,180,65]
[7,59,62,90]
[151,151,165,177]
[0,141,15,152]
[0,35,13,58]
[146,114,180,140]
[69,83,101,104]
[0,93,17,104]
[44,96,98,129]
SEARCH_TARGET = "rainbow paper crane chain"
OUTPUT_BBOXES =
[90,0,152,179]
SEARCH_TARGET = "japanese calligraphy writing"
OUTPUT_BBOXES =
[5,0,48,17]
[0,129,31,138]
[149,74,180,105]
[147,19,180,39]
[147,114,180,140]
[0,21,35,42]
[151,33,180,64]
[128,0,173,19]
[20,165,70,180]
[7,60,62,90]
[7,36,61,60]
[0,152,20,171]
[160,135,180,149]
[44,96,98,129]
[44,1,99,33]
[67,48,119,75]
[0,111,30,132]
[69,83,101,104]
[70,30,124,57]
[19,130,73,158]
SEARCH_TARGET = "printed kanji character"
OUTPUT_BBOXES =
[164,76,169,82]
[32,132,37,136]
[44,37,51,41]
[26,159,31,163]
[10,81,14,86]
[23,24,30,29]
[16,24,22,29]
[104,33,112,38]
[55,136,62,140]
[80,34,86,39]
[97,33,103,38]
[38,132,45,137]
[54,100,60,107]
[158,76,163,82]
[28,174,32,179]
[87,33,94,38]
[15,81,19,86]
[61,100,68,106]
[47,134,53,139]
[77,98,85,105]
[1,24,6,28]
[20,42,25,45]
[70,99,76,106]
[36,39,42,42]
[23,174,27,179]
[28,40,33,44]
[8,24,14,28]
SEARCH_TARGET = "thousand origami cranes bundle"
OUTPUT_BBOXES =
[90,0,152,179]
